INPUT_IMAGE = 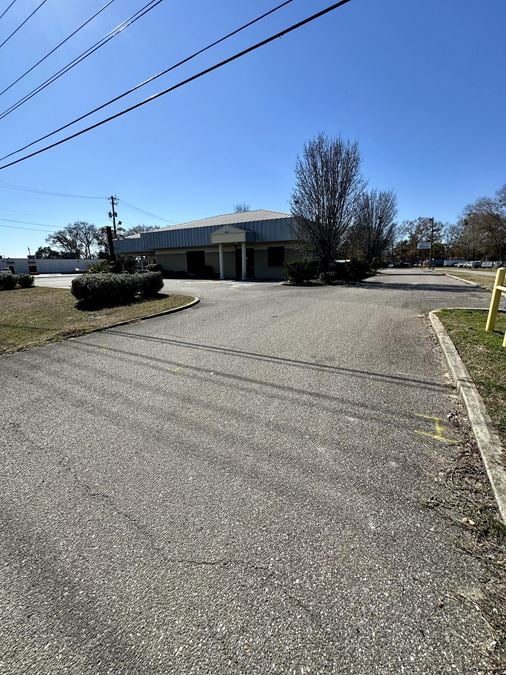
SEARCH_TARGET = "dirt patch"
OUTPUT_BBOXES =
[424,409,506,671]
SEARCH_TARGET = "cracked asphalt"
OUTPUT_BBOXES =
[0,269,493,673]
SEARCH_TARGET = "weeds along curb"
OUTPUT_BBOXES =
[429,309,506,524]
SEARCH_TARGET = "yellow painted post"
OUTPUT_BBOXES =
[485,267,506,332]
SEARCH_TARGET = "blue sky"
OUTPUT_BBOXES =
[0,0,504,256]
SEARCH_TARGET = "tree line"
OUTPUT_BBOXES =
[394,185,505,264]
[35,133,503,267]
[35,223,158,259]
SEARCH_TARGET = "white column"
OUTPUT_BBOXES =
[241,241,247,280]
[218,243,224,280]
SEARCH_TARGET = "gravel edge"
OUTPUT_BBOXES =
[429,309,506,523]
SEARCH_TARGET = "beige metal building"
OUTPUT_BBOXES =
[114,210,300,280]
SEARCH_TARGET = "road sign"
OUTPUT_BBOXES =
[417,241,431,250]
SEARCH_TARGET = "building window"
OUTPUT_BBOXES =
[186,250,205,274]
[267,246,285,267]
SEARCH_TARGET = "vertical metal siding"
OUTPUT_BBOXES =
[115,217,296,254]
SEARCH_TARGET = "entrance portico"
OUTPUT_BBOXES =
[210,225,256,280]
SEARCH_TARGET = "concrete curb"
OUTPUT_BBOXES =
[83,296,200,333]
[0,296,200,357]
[443,273,479,286]
[429,309,506,524]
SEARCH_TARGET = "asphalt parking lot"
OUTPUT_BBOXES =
[2,269,493,673]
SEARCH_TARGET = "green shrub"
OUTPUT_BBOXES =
[122,256,138,274]
[17,274,34,288]
[71,271,163,306]
[284,260,317,285]
[324,259,371,283]
[0,272,18,290]
[202,264,217,279]
[71,273,139,306]
[109,256,138,274]
[137,271,164,297]
[87,260,110,273]
[146,263,162,272]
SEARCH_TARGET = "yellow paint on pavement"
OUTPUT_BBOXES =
[414,413,459,445]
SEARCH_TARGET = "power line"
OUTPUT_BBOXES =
[0,0,118,98]
[120,199,173,224]
[0,180,169,224]
[0,0,353,171]
[0,225,54,235]
[0,0,19,23]
[0,0,49,50]
[0,223,53,232]
[0,216,56,227]
[0,0,165,120]
[0,0,294,161]
[0,179,103,199]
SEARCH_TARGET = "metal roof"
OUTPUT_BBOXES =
[115,210,295,253]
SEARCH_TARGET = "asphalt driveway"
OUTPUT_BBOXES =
[1,270,493,673]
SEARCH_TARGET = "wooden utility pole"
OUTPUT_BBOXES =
[105,225,116,261]
[108,195,119,237]
[428,217,435,269]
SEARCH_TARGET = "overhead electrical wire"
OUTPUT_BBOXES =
[0,0,49,50]
[0,0,353,171]
[120,199,173,224]
[0,216,56,228]
[0,223,54,231]
[0,181,170,225]
[0,0,19,23]
[0,0,165,120]
[0,179,103,199]
[0,0,294,162]
[0,0,118,98]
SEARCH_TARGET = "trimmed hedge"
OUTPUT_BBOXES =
[0,272,34,290]
[17,274,35,288]
[0,272,17,290]
[138,271,164,297]
[71,271,164,306]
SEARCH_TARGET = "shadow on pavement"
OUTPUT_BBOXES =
[105,330,451,392]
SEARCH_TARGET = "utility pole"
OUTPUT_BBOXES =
[105,225,116,261]
[428,217,435,270]
[108,195,119,237]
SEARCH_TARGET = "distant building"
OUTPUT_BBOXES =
[114,210,300,280]
[0,256,95,274]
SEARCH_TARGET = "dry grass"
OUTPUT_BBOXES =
[438,309,506,447]
[0,287,194,354]
[435,268,498,290]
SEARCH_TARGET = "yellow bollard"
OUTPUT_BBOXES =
[485,267,506,333]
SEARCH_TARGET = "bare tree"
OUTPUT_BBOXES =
[234,203,250,213]
[47,222,100,259]
[462,187,506,261]
[349,190,397,267]
[393,218,445,263]
[290,133,364,273]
